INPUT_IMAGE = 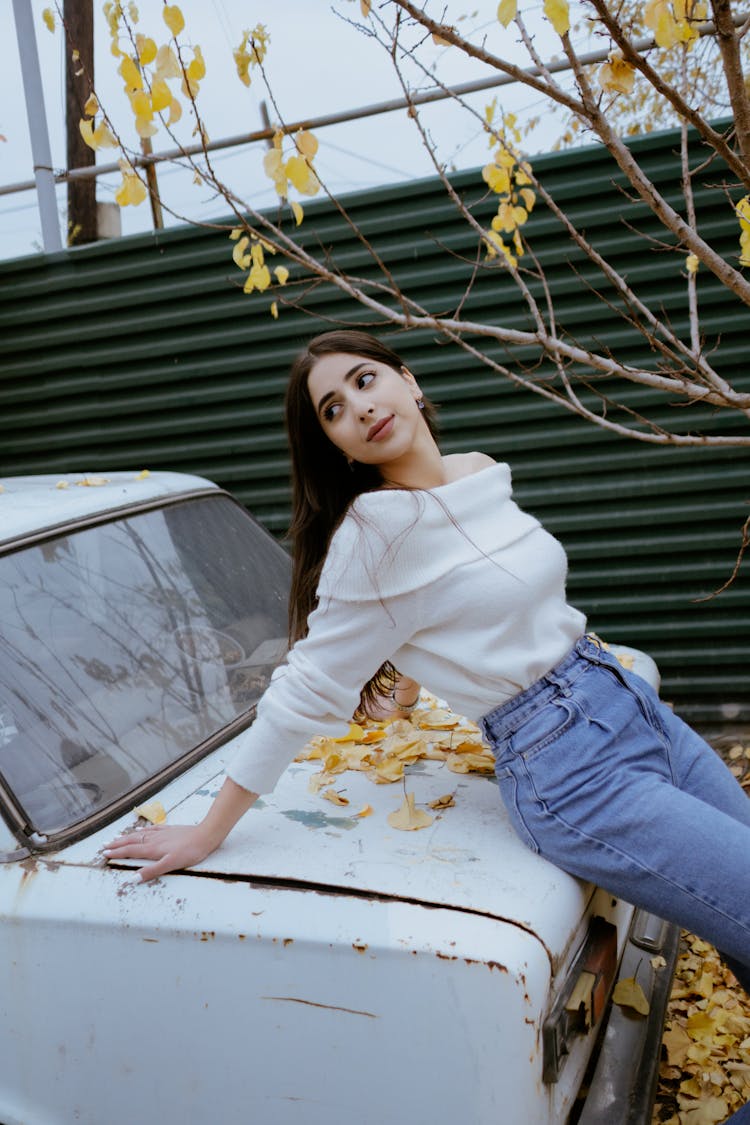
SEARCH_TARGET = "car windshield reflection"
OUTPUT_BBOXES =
[0,495,290,835]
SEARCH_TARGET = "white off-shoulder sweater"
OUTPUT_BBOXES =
[228,461,586,794]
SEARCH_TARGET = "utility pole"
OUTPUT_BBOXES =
[65,0,97,244]
[12,0,63,253]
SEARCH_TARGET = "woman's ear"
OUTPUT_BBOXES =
[400,365,421,398]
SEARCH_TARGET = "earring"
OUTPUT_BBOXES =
[346,456,355,471]
[417,398,425,411]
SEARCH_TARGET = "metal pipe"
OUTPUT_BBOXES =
[1,15,745,201]
[11,0,63,250]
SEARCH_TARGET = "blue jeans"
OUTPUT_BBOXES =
[481,635,750,1122]
[480,635,750,988]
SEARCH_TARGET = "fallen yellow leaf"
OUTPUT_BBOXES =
[418,709,459,730]
[333,723,365,743]
[446,751,495,774]
[370,756,405,783]
[387,792,434,832]
[429,793,456,810]
[676,1095,729,1124]
[613,975,650,1016]
[133,799,166,824]
[321,788,349,806]
[663,1022,692,1066]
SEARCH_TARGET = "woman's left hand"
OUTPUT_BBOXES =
[364,675,421,721]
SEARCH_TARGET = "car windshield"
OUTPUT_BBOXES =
[0,495,290,836]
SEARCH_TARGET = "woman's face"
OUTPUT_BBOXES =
[307,351,424,469]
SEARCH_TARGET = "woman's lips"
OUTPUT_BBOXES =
[367,415,394,441]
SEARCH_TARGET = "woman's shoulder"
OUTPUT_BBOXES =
[440,451,497,483]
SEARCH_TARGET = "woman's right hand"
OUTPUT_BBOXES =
[103,776,260,882]
[103,823,222,883]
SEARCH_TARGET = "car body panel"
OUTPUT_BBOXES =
[0,470,218,547]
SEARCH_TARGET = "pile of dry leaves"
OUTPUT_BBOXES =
[652,737,750,1125]
[295,692,494,829]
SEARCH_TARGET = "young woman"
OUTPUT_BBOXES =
[106,331,750,1017]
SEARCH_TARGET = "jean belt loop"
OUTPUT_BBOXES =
[542,668,571,698]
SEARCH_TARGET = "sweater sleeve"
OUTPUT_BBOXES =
[226,564,423,796]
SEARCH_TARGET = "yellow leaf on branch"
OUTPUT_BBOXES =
[482,161,511,195]
[232,236,251,269]
[285,154,319,196]
[162,5,185,37]
[115,168,147,207]
[497,0,517,27]
[686,253,699,274]
[234,24,270,86]
[118,54,143,93]
[151,78,172,114]
[135,115,157,139]
[274,266,289,285]
[42,7,55,32]
[599,57,636,94]
[187,46,206,82]
[296,130,318,159]
[735,198,750,266]
[544,0,570,36]
[154,44,181,81]
[136,34,157,66]
[129,90,152,119]
[79,118,117,151]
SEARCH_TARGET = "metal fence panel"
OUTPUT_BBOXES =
[1,126,747,725]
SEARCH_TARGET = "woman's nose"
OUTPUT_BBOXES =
[359,404,375,420]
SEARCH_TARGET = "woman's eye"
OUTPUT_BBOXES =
[357,371,376,389]
[323,402,341,422]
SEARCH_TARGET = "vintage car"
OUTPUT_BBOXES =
[0,471,678,1125]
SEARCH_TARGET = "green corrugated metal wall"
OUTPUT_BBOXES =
[1,126,748,726]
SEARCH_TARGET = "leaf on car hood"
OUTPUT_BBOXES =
[133,799,166,824]
[387,792,433,832]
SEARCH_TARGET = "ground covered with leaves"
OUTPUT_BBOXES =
[652,734,750,1125]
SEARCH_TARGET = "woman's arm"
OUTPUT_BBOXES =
[104,777,258,883]
[105,512,424,882]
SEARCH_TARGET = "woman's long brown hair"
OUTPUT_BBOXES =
[284,329,439,717]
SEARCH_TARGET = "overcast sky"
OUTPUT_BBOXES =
[1,1,566,261]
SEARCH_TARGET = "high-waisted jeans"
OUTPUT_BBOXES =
[480,634,750,1121]
[480,634,750,984]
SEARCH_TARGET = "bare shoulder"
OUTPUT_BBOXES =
[441,451,497,483]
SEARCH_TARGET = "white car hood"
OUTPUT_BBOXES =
[60,741,591,970]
